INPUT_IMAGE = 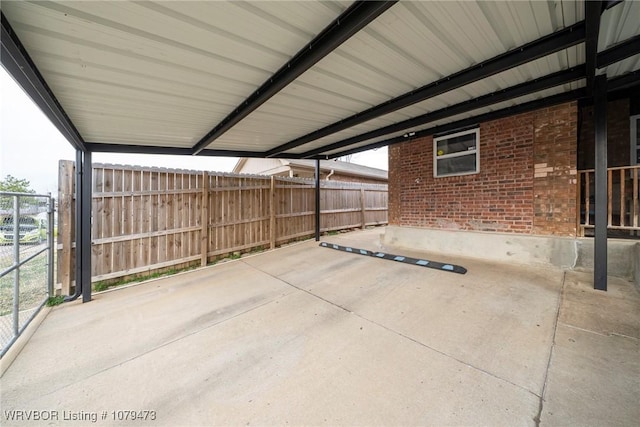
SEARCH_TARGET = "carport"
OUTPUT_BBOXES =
[2,1,639,302]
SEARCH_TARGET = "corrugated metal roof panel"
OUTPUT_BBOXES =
[321,81,586,157]
[212,0,585,154]
[598,1,640,78]
[600,55,640,79]
[2,1,352,147]
[3,0,632,158]
[599,1,640,50]
[287,46,585,155]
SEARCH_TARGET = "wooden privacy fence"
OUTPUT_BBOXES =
[57,161,387,292]
[577,164,640,236]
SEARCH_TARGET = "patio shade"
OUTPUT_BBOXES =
[1,1,638,158]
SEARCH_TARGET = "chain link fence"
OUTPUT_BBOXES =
[0,192,55,356]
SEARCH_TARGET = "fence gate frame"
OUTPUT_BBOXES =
[0,191,55,357]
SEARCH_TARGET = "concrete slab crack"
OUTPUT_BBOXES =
[241,260,353,314]
[534,271,566,427]
[245,260,544,400]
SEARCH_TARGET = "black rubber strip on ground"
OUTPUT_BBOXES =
[319,242,467,274]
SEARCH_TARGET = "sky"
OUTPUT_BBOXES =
[0,67,387,195]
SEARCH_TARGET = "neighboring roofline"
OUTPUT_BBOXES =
[231,158,289,174]
[233,158,387,181]
[231,158,248,173]
[285,159,387,180]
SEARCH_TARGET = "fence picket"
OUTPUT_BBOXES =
[577,165,640,235]
[57,162,388,285]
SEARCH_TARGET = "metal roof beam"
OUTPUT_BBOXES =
[607,70,640,92]
[597,34,640,69]
[602,1,624,11]
[266,21,586,157]
[85,143,194,156]
[327,89,587,160]
[301,66,585,158]
[85,143,302,159]
[585,0,603,92]
[1,13,86,152]
[191,0,397,155]
[199,150,302,159]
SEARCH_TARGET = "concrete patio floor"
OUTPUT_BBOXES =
[1,228,638,426]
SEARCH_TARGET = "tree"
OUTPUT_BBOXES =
[0,175,35,193]
[0,175,36,211]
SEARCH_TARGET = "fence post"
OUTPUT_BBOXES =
[270,176,276,249]
[360,187,367,230]
[58,160,74,295]
[12,195,20,337]
[576,171,583,237]
[634,168,639,228]
[201,171,209,267]
[47,195,55,296]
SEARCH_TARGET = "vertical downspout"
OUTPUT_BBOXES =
[325,169,335,180]
[594,74,608,291]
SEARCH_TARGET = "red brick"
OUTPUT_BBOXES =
[389,102,578,236]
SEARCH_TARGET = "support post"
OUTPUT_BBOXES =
[270,176,276,249]
[69,149,93,303]
[360,187,367,230]
[576,171,582,236]
[81,151,92,303]
[315,159,321,241]
[594,74,608,291]
[201,171,209,267]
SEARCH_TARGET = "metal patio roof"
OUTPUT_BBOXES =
[1,1,639,160]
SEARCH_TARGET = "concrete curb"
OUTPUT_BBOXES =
[0,305,51,377]
[383,225,639,281]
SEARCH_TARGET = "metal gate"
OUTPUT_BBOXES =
[0,192,55,356]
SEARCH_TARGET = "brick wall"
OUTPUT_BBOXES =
[532,102,578,235]
[389,101,578,236]
[578,98,630,169]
